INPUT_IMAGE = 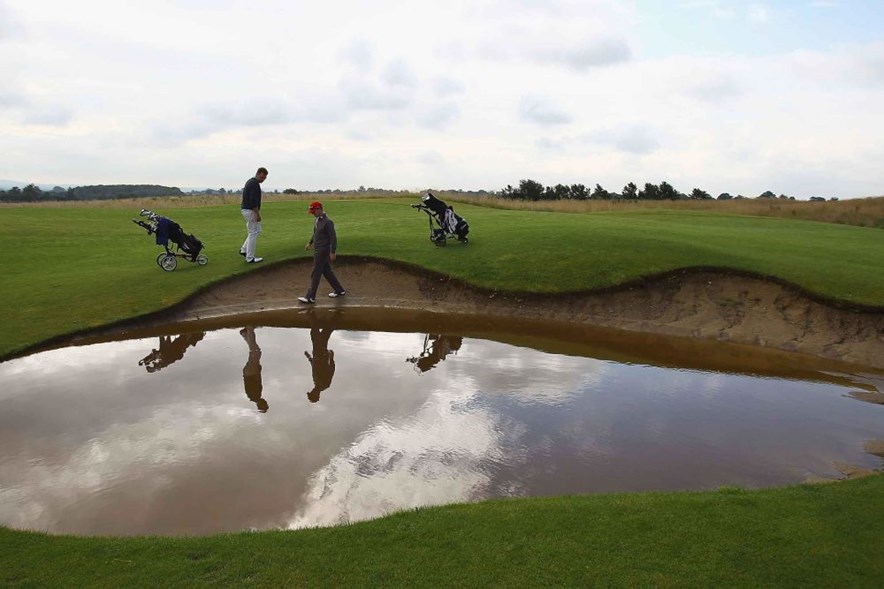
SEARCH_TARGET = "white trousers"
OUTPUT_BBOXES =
[241,209,262,260]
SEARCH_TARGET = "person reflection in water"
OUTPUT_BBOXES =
[407,334,463,373]
[139,332,205,373]
[304,313,340,403]
[241,326,268,413]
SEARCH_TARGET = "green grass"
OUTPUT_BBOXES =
[1,198,882,358]
[2,198,884,587]
[2,475,883,588]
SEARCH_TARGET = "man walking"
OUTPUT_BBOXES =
[298,201,346,304]
[240,167,267,263]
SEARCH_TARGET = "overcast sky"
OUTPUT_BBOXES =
[2,0,883,197]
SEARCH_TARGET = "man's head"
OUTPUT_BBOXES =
[308,201,323,216]
[256,167,268,183]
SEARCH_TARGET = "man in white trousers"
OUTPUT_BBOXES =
[239,167,267,263]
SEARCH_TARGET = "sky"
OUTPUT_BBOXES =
[1,0,883,198]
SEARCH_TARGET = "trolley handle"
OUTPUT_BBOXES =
[132,218,155,235]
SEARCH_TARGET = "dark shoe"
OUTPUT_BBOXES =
[239,250,247,257]
[328,291,346,298]
[297,296,316,304]
[246,257,264,263]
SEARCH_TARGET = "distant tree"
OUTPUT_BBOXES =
[758,190,776,199]
[639,182,660,200]
[690,188,712,200]
[569,183,588,200]
[622,182,638,200]
[809,196,826,202]
[592,183,611,200]
[22,183,42,202]
[552,183,570,200]
[542,186,556,200]
[717,192,733,200]
[500,184,516,199]
[659,181,678,200]
[519,179,545,201]
[283,188,300,195]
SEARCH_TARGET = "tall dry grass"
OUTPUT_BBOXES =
[436,193,884,229]
[0,190,416,211]
[3,191,883,228]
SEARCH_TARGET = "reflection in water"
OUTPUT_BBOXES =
[241,327,267,412]
[304,312,340,403]
[138,332,204,373]
[406,334,463,373]
[1,318,883,537]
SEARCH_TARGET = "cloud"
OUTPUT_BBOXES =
[679,0,736,19]
[748,4,770,23]
[476,34,632,71]
[338,37,374,70]
[381,58,418,88]
[417,103,460,130]
[542,38,632,71]
[23,106,73,126]
[588,124,661,155]
[430,76,466,96]
[0,1,24,40]
[0,91,28,108]
[685,75,744,103]
[148,96,345,145]
[786,42,884,88]
[519,97,573,126]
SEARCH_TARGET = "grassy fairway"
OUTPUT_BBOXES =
[2,475,883,588]
[1,197,882,358]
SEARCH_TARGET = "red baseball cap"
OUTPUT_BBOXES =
[307,201,322,213]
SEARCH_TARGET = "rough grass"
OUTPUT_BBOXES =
[2,475,883,588]
[435,193,884,229]
[5,192,884,228]
[1,198,883,359]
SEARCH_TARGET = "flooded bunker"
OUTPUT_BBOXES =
[1,308,883,536]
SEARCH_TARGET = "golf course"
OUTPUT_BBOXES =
[1,195,883,588]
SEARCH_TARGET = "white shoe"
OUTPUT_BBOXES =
[328,291,346,298]
[298,296,316,304]
[247,257,264,263]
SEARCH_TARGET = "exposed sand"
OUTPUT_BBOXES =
[139,257,884,370]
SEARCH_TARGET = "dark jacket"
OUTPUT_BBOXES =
[309,214,337,253]
[241,177,262,210]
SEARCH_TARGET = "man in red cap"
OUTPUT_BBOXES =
[298,201,346,304]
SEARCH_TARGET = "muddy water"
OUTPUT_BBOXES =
[1,309,883,537]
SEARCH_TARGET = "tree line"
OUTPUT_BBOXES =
[0,180,839,203]
[0,184,185,202]
[497,179,812,201]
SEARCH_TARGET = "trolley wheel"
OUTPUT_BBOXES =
[196,253,208,266]
[156,253,168,267]
[459,237,469,245]
[433,235,447,247]
[160,254,178,271]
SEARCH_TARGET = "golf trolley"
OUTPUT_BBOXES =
[132,208,207,271]
[411,192,469,247]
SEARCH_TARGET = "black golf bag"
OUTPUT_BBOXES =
[411,192,469,246]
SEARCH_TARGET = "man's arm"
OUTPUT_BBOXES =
[328,219,338,261]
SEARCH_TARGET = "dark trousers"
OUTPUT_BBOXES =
[305,250,344,299]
